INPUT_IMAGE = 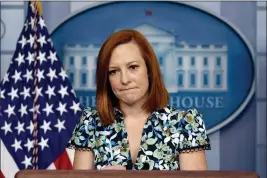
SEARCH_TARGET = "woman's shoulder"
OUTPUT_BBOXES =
[156,105,201,116]
[67,107,99,150]
[82,107,97,116]
[81,107,100,123]
[156,105,204,124]
[158,106,210,152]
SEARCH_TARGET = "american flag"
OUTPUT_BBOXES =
[0,1,82,178]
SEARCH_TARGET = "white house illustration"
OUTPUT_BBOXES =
[62,24,228,104]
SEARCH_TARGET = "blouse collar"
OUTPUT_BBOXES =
[113,105,173,121]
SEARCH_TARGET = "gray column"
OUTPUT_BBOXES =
[220,1,257,172]
[256,2,267,178]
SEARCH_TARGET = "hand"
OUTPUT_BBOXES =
[102,165,126,170]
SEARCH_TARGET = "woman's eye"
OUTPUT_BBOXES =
[129,65,139,70]
[108,70,117,75]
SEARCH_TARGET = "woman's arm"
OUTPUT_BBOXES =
[179,150,208,170]
[73,150,95,170]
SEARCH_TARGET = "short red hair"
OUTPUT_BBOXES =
[96,29,169,125]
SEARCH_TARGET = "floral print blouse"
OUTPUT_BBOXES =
[67,105,211,170]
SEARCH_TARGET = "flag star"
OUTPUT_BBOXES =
[15,121,25,135]
[38,137,49,151]
[54,119,66,132]
[20,86,31,100]
[7,87,19,101]
[29,17,35,30]
[14,52,25,67]
[29,104,40,115]
[58,85,69,99]
[4,104,15,118]
[1,121,12,135]
[46,68,58,82]
[18,35,27,49]
[37,69,45,82]
[30,3,35,13]
[18,104,28,117]
[37,51,47,65]
[47,51,58,64]
[47,38,53,47]
[32,86,43,99]
[25,51,35,65]
[27,34,35,48]
[11,70,22,84]
[11,139,23,152]
[24,138,34,152]
[26,121,34,134]
[59,68,68,81]
[38,17,46,29]
[40,120,52,134]
[23,69,33,83]
[37,34,47,48]
[42,103,54,117]
[0,89,5,99]
[45,85,56,99]
[21,155,32,169]
[56,102,67,116]
[71,89,76,97]
[2,73,9,84]
[70,101,81,114]
[24,20,28,31]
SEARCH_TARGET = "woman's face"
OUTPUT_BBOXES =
[108,41,149,107]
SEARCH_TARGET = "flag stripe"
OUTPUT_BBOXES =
[47,162,56,170]
[54,150,72,169]
[0,170,5,178]
[0,141,19,178]
[66,148,75,165]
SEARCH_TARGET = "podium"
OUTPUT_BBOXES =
[15,170,259,178]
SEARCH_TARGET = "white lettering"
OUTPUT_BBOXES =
[206,96,214,108]
[169,96,224,109]
[215,97,224,108]
[80,95,224,109]
[181,96,193,108]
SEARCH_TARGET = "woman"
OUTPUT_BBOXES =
[67,29,211,170]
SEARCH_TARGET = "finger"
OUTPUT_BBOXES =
[103,165,126,170]
[102,165,126,170]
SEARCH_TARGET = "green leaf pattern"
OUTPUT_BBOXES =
[67,106,210,170]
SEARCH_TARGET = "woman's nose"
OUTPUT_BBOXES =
[120,70,130,85]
